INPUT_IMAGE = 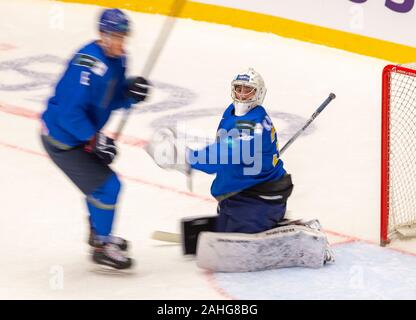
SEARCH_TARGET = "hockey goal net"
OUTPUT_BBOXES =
[381,64,416,246]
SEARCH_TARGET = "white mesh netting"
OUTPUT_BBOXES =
[387,64,416,237]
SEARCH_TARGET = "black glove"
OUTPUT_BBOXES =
[86,132,117,165]
[126,76,150,103]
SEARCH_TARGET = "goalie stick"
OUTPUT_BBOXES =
[279,93,336,155]
[114,0,187,140]
[151,230,181,243]
[151,219,305,243]
[165,93,335,192]
[183,93,336,191]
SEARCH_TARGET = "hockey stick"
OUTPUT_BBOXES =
[151,230,181,243]
[113,0,187,141]
[151,218,307,243]
[279,93,336,155]
[184,93,336,192]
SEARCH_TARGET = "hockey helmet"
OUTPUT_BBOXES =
[99,8,130,35]
[231,68,267,116]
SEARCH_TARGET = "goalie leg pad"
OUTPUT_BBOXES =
[196,224,331,272]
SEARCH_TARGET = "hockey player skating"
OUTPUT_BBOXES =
[147,68,334,271]
[40,8,150,270]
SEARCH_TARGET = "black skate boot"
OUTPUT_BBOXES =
[88,230,129,251]
[92,243,133,270]
[88,218,128,251]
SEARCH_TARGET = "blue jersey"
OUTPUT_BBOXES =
[189,104,286,200]
[42,41,135,147]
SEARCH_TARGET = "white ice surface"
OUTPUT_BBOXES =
[0,0,415,299]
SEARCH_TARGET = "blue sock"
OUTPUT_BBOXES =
[87,173,121,238]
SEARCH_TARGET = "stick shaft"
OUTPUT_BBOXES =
[152,231,181,243]
[114,0,187,140]
[279,93,336,155]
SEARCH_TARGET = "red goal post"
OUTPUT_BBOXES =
[381,64,416,246]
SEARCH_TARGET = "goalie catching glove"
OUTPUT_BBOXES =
[145,127,191,176]
[85,132,117,165]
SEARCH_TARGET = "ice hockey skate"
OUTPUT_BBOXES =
[87,215,129,250]
[92,242,133,271]
[88,223,129,251]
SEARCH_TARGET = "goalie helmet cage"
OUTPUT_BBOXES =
[381,64,416,246]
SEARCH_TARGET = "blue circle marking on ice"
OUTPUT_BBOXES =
[0,54,315,145]
[152,109,315,143]
[0,55,65,91]
[212,242,416,300]
[132,81,197,114]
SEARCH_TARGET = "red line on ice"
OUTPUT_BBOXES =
[203,271,236,300]
[1,137,416,300]
[1,102,416,259]
[0,102,148,148]
[0,43,16,51]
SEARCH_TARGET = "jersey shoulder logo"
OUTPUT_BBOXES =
[73,53,108,76]
[91,60,108,76]
[235,120,256,131]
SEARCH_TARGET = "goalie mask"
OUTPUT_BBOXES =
[231,68,267,116]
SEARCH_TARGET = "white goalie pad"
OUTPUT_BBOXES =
[196,225,330,272]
